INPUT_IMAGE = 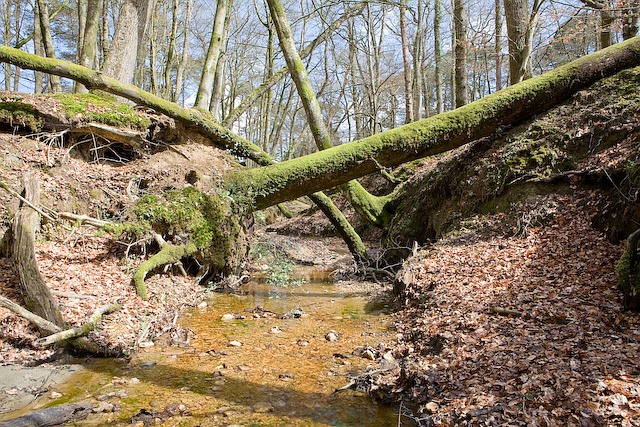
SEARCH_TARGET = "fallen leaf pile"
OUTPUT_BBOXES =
[376,194,640,426]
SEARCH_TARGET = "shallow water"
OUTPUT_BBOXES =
[15,265,401,426]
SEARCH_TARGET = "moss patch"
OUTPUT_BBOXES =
[0,101,43,131]
[55,93,151,130]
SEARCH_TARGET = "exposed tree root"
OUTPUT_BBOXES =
[133,241,197,300]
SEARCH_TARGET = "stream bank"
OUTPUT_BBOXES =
[0,236,403,426]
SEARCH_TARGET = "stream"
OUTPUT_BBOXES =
[4,248,400,426]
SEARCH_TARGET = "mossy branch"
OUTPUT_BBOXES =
[0,45,272,166]
[617,228,640,310]
[133,242,197,300]
[35,303,122,347]
[229,37,640,209]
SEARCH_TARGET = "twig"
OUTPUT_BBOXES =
[50,290,96,300]
[0,295,62,335]
[0,180,57,223]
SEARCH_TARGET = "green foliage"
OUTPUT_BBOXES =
[55,93,151,130]
[0,101,43,131]
[267,257,304,289]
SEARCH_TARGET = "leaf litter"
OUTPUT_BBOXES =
[375,193,640,426]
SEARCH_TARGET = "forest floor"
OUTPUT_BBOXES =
[369,193,640,427]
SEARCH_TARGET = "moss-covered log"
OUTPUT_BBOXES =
[229,36,640,209]
[0,45,272,166]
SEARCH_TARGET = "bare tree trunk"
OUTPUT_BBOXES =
[173,0,192,104]
[435,0,444,113]
[454,0,468,107]
[504,0,541,84]
[12,173,65,333]
[194,0,228,110]
[400,0,413,123]
[164,0,178,99]
[102,0,152,84]
[412,0,423,121]
[33,1,44,94]
[76,0,102,93]
[210,0,233,117]
[495,0,503,90]
[36,0,61,93]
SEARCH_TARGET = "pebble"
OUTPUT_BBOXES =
[425,401,439,414]
[141,362,157,368]
[221,314,234,321]
[228,340,242,347]
[382,351,395,362]
[297,340,309,346]
[130,377,140,385]
[325,330,340,342]
[138,341,154,348]
[362,349,376,360]
[253,402,274,413]
[93,402,116,413]
[50,391,62,399]
[270,326,282,334]
[237,365,250,371]
[197,301,207,308]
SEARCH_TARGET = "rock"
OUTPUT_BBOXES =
[228,340,242,347]
[221,314,235,321]
[270,326,282,334]
[138,341,154,348]
[362,349,376,360]
[197,301,207,308]
[297,340,309,346]
[141,362,157,368]
[93,402,116,413]
[130,377,140,385]
[382,351,395,362]
[237,365,250,371]
[325,330,340,342]
[50,391,63,399]
[253,402,274,413]
[425,401,439,414]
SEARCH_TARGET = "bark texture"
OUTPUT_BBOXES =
[11,172,65,332]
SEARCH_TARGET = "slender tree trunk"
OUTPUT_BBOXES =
[454,0,468,107]
[102,0,152,84]
[504,0,539,84]
[78,0,87,54]
[412,0,423,121]
[76,0,101,93]
[164,0,178,99]
[400,0,413,123]
[435,0,444,113]
[222,3,365,127]
[495,0,503,90]
[33,1,44,94]
[210,0,232,117]
[37,0,61,93]
[194,0,228,110]
[3,0,12,91]
[173,0,192,104]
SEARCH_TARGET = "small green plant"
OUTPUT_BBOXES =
[267,257,305,288]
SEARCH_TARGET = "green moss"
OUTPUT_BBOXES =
[0,101,43,131]
[55,93,151,130]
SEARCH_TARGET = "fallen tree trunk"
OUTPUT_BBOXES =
[35,303,121,347]
[0,45,272,166]
[0,402,92,427]
[228,37,640,209]
[11,172,66,332]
